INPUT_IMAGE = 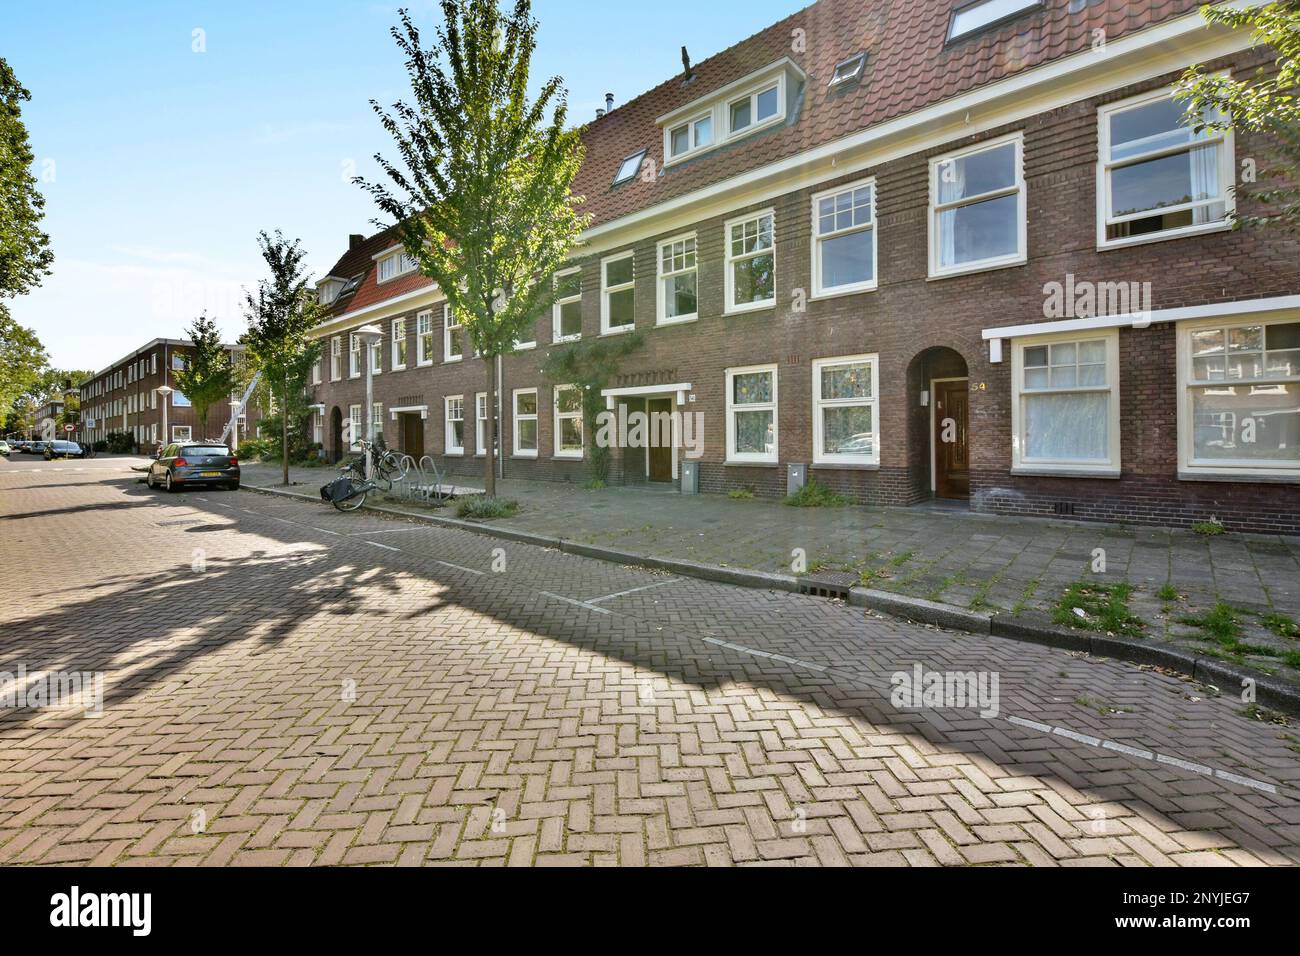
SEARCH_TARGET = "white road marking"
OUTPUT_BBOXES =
[436,560,484,576]
[586,578,678,604]
[345,528,426,537]
[311,528,342,536]
[364,541,401,552]
[539,591,611,615]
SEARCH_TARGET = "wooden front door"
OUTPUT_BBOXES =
[647,398,673,483]
[330,407,344,463]
[400,413,424,460]
[934,379,970,500]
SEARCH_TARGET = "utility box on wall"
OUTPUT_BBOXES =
[680,461,699,495]
[787,463,806,496]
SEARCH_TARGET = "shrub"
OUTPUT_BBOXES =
[235,437,277,461]
[784,479,851,508]
[582,478,606,491]
[729,487,755,500]
[1191,520,1226,536]
[455,496,520,520]
[104,431,135,454]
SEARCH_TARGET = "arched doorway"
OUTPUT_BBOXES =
[906,347,970,501]
[330,407,344,463]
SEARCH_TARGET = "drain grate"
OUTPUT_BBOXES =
[798,571,857,601]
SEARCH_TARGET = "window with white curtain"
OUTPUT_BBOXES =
[513,388,538,457]
[476,392,499,456]
[444,305,464,361]
[349,333,361,378]
[554,385,583,458]
[391,318,407,369]
[330,337,342,380]
[725,365,778,463]
[416,311,434,366]
[445,396,465,454]
[930,135,1024,277]
[1098,87,1232,247]
[1011,331,1120,474]
[349,404,362,450]
[1180,317,1300,476]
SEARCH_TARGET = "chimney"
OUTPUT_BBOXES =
[605,92,614,114]
[596,108,605,119]
[348,234,365,250]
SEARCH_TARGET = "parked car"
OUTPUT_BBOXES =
[44,440,85,460]
[0,440,10,456]
[27,440,47,455]
[146,442,240,491]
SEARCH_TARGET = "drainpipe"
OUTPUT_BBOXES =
[496,354,505,481]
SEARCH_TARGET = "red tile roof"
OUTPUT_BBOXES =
[571,0,1204,228]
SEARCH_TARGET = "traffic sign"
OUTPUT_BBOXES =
[64,424,76,433]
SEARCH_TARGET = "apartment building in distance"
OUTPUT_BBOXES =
[306,0,1300,533]
[79,338,261,452]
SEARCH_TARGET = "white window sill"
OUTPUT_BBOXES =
[810,283,878,302]
[445,449,466,457]
[444,357,464,364]
[515,343,537,351]
[725,300,775,316]
[416,360,433,368]
[928,255,1026,282]
[601,326,636,337]
[725,459,778,467]
[813,460,880,470]
[553,334,582,344]
[512,451,538,459]
[391,365,407,372]
[1179,468,1300,484]
[1098,220,1231,252]
[1011,465,1120,479]
[656,315,698,327]
[554,451,583,460]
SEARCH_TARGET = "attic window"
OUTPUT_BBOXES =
[613,150,647,185]
[947,0,1040,42]
[829,53,866,87]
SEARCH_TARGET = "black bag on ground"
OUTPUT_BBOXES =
[321,477,356,503]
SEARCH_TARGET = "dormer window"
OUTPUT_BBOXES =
[659,59,803,168]
[377,250,417,283]
[613,150,647,185]
[947,0,1040,43]
[828,53,866,88]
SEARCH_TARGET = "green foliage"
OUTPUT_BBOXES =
[1177,3,1300,231]
[240,231,322,486]
[1179,601,1245,643]
[173,313,235,437]
[0,58,54,299]
[1157,583,1181,602]
[359,1,589,497]
[541,333,644,484]
[1053,582,1146,637]
[1261,611,1300,638]
[1191,520,1226,536]
[0,303,47,417]
[103,431,135,454]
[783,479,851,508]
[582,478,606,491]
[454,495,520,520]
[728,487,755,500]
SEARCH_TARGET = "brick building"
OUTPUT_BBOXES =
[79,338,261,453]
[306,0,1300,533]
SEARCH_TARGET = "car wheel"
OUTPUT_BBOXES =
[164,472,175,493]
[228,482,240,491]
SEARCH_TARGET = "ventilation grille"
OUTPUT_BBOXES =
[1053,501,1075,517]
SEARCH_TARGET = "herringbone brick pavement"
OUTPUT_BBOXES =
[1,457,1297,866]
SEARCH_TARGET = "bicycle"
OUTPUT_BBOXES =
[324,440,380,512]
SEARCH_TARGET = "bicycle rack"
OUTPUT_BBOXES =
[387,454,445,504]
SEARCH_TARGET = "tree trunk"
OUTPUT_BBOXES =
[484,359,497,498]
[281,384,289,487]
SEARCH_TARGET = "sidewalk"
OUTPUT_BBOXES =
[240,460,1300,691]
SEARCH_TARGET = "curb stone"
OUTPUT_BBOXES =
[242,482,1300,716]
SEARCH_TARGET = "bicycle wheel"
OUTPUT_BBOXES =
[333,487,368,512]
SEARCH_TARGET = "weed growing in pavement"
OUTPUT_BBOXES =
[1191,520,1226,537]
[455,496,520,520]
[1157,583,1180,602]
[1261,611,1300,639]
[728,487,754,500]
[783,479,851,508]
[1053,582,1145,637]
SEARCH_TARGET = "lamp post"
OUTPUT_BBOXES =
[354,325,384,480]
[156,385,172,452]
[63,388,77,446]
[229,400,243,451]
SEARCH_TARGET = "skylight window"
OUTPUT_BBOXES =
[947,0,1040,42]
[829,52,866,87]
[613,150,647,185]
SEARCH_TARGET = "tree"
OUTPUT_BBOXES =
[541,333,643,486]
[0,302,47,420]
[358,0,589,497]
[1,57,53,299]
[1178,2,1300,231]
[173,312,235,438]
[240,231,321,486]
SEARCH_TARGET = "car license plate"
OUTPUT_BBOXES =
[201,471,221,477]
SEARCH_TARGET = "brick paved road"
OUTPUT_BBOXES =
[2,456,1298,866]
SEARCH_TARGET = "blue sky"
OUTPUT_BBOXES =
[6,0,802,371]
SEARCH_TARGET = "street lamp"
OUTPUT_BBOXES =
[354,324,383,480]
[229,400,243,451]
[63,388,77,445]
[156,385,172,453]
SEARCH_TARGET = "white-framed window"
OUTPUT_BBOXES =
[828,52,866,88]
[371,402,383,441]
[172,354,186,371]
[813,355,879,466]
[1097,86,1233,249]
[553,385,583,458]
[313,411,323,446]
[1011,330,1121,475]
[666,112,714,163]
[311,355,322,385]
[948,0,1040,42]
[444,305,464,362]
[930,134,1025,278]
[1178,315,1300,478]
[377,251,417,283]
[512,388,538,457]
[348,404,363,451]
[151,354,157,375]
[476,392,499,456]
[445,395,465,454]
[391,318,407,369]
[725,210,775,313]
[725,364,778,464]
[172,425,191,443]
[173,391,191,408]
[369,335,382,375]
[416,310,434,367]
[657,234,698,324]
[613,150,646,186]
[601,252,636,334]
[349,333,361,378]
[553,268,583,342]
[727,78,784,138]
[812,180,877,297]
[330,336,342,380]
